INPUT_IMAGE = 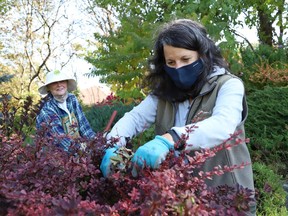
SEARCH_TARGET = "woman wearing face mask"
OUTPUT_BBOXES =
[36,70,96,152]
[100,18,255,214]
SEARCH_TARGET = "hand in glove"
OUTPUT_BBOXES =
[131,135,174,171]
[100,147,118,177]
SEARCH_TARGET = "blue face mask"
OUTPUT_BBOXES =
[164,59,203,89]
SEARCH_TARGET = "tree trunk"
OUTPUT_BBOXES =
[257,7,273,46]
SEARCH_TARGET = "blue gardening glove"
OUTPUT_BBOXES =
[131,135,174,171]
[100,147,118,177]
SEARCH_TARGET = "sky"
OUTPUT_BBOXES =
[236,13,259,44]
[57,1,100,90]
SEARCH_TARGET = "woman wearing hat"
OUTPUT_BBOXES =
[36,70,96,152]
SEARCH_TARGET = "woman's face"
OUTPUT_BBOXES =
[48,80,68,97]
[163,45,199,68]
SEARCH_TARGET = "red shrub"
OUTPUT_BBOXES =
[0,129,254,215]
[249,61,288,86]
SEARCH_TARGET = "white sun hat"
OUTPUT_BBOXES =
[38,70,77,95]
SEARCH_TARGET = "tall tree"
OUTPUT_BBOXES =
[241,0,287,46]
[85,0,287,98]
[85,0,169,99]
[0,0,82,101]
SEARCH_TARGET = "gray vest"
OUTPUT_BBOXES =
[155,74,255,191]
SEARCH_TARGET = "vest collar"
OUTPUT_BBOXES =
[199,67,228,96]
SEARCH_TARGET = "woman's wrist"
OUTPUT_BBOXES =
[162,133,174,143]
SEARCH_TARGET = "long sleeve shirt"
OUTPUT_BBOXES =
[107,67,244,151]
[36,93,96,151]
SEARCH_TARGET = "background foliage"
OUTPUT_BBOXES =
[84,96,135,132]
[85,0,287,98]
[0,0,288,215]
[245,86,288,178]
[252,162,288,216]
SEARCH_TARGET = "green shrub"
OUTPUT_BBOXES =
[246,86,288,177]
[241,44,287,72]
[84,101,155,150]
[83,102,135,132]
[253,162,287,216]
[129,124,155,150]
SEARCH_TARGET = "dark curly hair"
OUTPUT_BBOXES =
[144,19,229,102]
